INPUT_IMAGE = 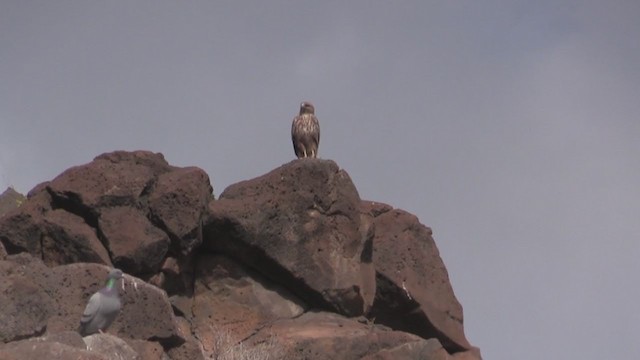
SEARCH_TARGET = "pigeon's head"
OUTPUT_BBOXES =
[299,101,315,115]
[108,269,124,280]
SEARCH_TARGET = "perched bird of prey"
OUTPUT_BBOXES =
[292,101,320,158]
[78,268,124,336]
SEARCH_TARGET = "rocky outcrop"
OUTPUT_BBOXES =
[0,151,480,359]
[204,159,375,317]
[363,201,470,352]
[0,151,213,278]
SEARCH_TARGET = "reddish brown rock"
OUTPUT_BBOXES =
[46,151,170,210]
[41,209,111,267]
[0,190,52,256]
[0,340,108,360]
[0,151,213,280]
[148,167,213,254]
[37,331,87,349]
[0,273,53,343]
[98,206,169,274]
[0,153,480,357]
[192,254,306,356]
[0,259,182,348]
[451,347,483,360]
[204,159,374,317]
[246,311,438,360]
[154,255,195,296]
[0,193,111,267]
[125,339,170,360]
[112,271,183,346]
[46,263,183,345]
[363,201,471,353]
[83,333,139,360]
[360,338,450,360]
[165,339,205,360]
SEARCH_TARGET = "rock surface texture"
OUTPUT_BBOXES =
[0,151,480,359]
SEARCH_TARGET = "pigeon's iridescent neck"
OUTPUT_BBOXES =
[105,278,117,291]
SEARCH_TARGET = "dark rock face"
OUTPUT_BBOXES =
[149,167,212,254]
[0,151,481,359]
[98,206,169,274]
[204,159,375,317]
[363,201,471,353]
[0,150,213,277]
[0,190,52,257]
[41,209,111,267]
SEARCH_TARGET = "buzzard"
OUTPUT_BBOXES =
[291,101,320,158]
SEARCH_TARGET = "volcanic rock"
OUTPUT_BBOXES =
[0,151,213,278]
[98,206,169,274]
[83,333,139,360]
[148,167,212,254]
[0,340,108,360]
[246,311,444,360]
[204,159,375,317]
[0,273,53,343]
[0,151,481,359]
[191,254,306,356]
[41,209,111,267]
[363,201,471,352]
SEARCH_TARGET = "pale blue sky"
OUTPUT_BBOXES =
[2,1,639,358]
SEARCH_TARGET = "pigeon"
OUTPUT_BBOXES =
[78,268,124,336]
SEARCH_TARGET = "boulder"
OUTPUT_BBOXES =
[0,150,214,279]
[41,209,111,266]
[0,190,52,256]
[98,206,169,274]
[46,263,183,346]
[125,339,170,360]
[0,340,107,360]
[360,338,450,360]
[363,201,471,352]
[0,258,182,348]
[192,254,306,356]
[46,151,169,210]
[246,311,439,360]
[165,339,205,360]
[0,273,53,343]
[112,271,183,346]
[148,167,213,254]
[83,333,140,360]
[204,159,374,317]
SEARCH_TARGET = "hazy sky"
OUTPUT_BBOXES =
[1,1,639,359]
